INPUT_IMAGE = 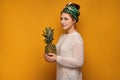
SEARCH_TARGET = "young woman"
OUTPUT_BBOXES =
[44,2,84,80]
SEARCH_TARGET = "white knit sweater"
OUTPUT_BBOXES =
[56,31,84,80]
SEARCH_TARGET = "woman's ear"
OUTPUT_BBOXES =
[73,19,77,23]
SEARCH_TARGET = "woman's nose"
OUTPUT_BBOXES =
[61,20,65,24]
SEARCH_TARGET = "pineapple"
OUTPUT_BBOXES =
[42,27,56,54]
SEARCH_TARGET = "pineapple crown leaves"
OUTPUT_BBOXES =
[42,27,54,44]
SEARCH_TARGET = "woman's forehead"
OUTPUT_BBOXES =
[61,13,71,18]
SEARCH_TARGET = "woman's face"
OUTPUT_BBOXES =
[60,12,76,30]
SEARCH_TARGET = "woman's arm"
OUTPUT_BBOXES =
[56,43,84,68]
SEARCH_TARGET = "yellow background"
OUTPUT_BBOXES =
[0,0,120,80]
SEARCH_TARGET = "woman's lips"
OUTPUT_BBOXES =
[62,24,66,27]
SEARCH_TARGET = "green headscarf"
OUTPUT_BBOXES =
[61,5,80,21]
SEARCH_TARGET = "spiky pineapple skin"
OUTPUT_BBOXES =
[45,43,56,54]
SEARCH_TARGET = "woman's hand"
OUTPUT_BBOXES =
[44,53,57,62]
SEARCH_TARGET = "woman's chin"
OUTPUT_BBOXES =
[62,26,68,30]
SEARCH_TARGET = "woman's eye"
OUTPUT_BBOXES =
[60,17,68,21]
[60,17,63,20]
[64,17,68,20]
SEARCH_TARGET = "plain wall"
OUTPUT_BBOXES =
[0,0,120,80]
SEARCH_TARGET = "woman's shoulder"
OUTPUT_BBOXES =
[72,32,83,39]
[72,32,84,44]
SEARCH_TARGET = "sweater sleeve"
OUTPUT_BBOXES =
[56,43,84,68]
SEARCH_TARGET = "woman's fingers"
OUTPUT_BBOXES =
[44,53,56,62]
[44,54,53,62]
[48,53,55,57]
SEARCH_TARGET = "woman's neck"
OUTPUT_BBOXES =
[66,25,77,34]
